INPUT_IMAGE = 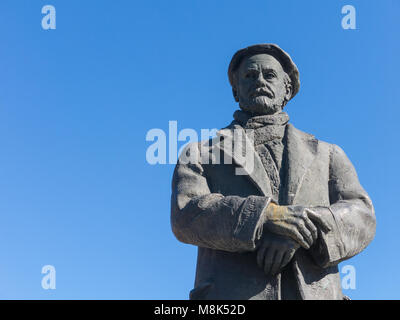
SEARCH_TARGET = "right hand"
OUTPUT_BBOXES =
[263,203,320,249]
[256,233,300,275]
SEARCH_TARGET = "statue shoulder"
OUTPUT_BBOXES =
[286,123,335,151]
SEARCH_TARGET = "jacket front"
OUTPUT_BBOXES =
[171,122,376,300]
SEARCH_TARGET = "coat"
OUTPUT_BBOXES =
[170,121,376,300]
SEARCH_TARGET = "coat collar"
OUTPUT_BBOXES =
[215,123,273,196]
[283,124,319,204]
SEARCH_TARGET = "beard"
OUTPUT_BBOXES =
[239,95,285,116]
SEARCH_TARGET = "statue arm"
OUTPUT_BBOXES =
[171,143,271,253]
[309,144,376,268]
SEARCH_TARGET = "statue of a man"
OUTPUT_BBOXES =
[171,44,376,300]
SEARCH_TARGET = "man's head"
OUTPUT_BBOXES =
[228,44,300,116]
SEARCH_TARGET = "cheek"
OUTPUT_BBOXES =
[238,82,251,96]
[272,82,286,96]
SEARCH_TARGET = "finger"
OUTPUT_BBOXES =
[305,209,332,232]
[284,225,310,250]
[302,214,318,241]
[267,223,310,249]
[280,249,296,269]
[288,217,313,247]
[298,220,314,247]
[270,250,285,275]
[264,248,276,275]
[257,246,267,269]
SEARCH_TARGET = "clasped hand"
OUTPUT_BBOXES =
[263,203,331,249]
[257,203,331,275]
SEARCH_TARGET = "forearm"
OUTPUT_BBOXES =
[309,200,376,268]
[171,193,271,253]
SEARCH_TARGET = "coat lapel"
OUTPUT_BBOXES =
[213,122,318,202]
[283,124,319,205]
[215,124,273,197]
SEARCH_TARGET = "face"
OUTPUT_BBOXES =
[234,53,291,115]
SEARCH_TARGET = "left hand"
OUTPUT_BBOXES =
[256,233,300,275]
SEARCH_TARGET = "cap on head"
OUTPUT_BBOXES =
[228,44,300,100]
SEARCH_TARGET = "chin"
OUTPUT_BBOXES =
[239,96,283,115]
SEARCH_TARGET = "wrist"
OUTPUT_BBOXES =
[264,202,286,221]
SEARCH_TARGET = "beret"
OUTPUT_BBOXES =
[228,44,300,99]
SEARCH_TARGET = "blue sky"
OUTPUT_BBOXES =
[0,0,398,299]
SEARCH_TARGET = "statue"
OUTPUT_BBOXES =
[170,44,376,300]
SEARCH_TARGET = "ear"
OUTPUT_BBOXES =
[284,82,292,102]
[232,87,239,102]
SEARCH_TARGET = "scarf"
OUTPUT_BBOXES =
[233,110,290,201]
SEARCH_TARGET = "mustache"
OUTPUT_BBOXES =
[249,87,274,99]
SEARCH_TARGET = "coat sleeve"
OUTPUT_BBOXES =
[310,144,376,268]
[171,142,271,253]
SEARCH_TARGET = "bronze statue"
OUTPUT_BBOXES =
[171,44,376,300]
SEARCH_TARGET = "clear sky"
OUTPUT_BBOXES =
[0,0,398,299]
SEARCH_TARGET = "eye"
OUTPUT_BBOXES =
[245,70,258,79]
[264,72,275,80]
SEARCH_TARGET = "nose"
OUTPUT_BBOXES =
[255,72,267,86]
